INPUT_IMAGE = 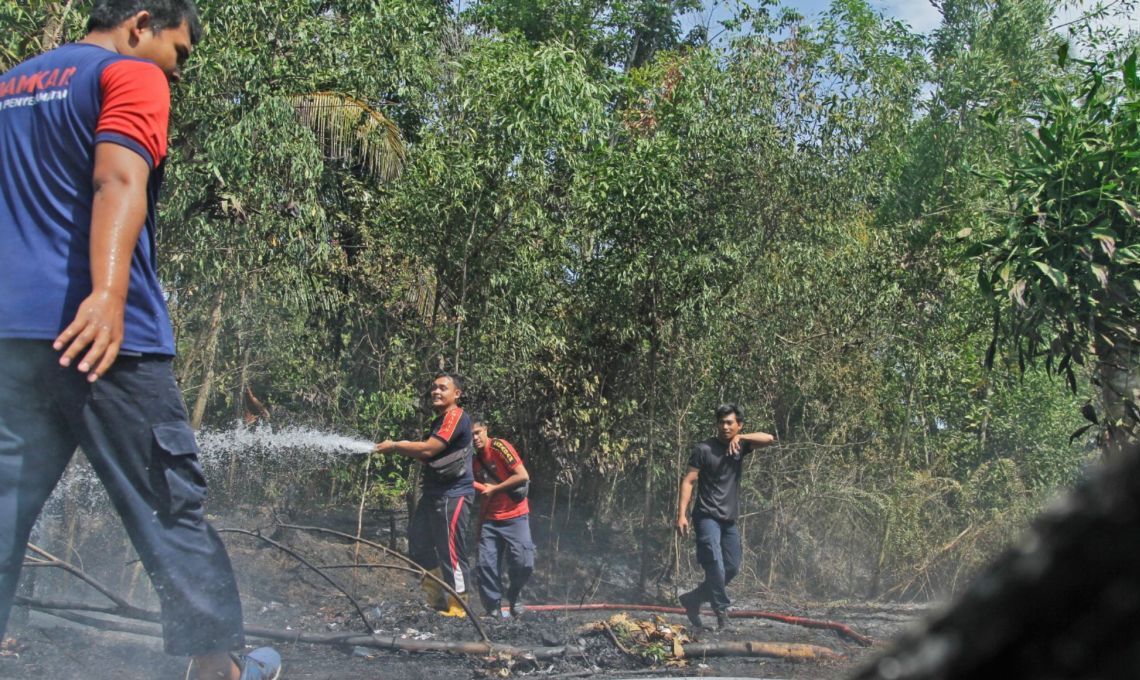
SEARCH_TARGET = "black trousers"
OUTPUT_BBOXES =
[409,492,473,594]
[0,340,245,656]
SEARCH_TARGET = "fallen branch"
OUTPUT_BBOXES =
[275,522,488,640]
[218,528,372,632]
[526,603,874,646]
[35,608,579,659]
[13,596,157,623]
[31,606,841,664]
[539,670,697,680]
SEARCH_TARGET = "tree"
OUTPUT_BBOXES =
[971,47,1140,456]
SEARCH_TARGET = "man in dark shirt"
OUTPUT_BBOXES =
[376,372,475,615]
[675,403,775,630]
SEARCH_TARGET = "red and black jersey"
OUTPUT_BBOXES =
[423,406,474,497]
[475,438,529,520]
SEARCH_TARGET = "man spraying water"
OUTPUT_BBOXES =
[375,372,476,615]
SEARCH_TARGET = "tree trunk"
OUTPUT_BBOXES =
[638,328,659,594]
[1097,334,1140,458]
[190,289,226,429]
[40,0,75,51]
[227,285,250,493]
[453,205,480,372]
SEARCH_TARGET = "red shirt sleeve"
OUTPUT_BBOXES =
[431,407,463,444]
[491,439,522,472]
[95,60,170,168]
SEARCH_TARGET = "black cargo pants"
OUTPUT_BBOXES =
[0,340,245,656]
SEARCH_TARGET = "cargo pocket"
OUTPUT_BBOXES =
[509,540,537,570]
[153,421,207,517]
[521,543,536,570]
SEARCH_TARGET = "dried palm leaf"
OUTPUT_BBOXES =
[289,92,406,182]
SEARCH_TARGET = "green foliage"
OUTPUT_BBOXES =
[465,0,702,69]
[2,0,1117,599]
[0,0,86,70]
[971,46,1140,448]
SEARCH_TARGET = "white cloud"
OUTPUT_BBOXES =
[870,1,1138,38]
[875,0,942,34]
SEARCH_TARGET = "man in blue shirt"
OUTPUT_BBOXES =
[0,2,279,678]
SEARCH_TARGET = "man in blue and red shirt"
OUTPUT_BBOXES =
[376,372,476,615]
[472,418,534,618]
[0,2,278,678]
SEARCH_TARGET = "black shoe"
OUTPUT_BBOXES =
[509,599,526,617]
[715,610,731,631]
[678,590,702,628]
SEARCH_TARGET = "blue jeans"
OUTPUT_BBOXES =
[476,514,534,613]
[0,340,244,656]
[693,512,741,612]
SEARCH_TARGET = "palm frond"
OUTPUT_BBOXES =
[289,92,407,182]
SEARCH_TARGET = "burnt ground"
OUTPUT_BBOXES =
[0,504,931,679]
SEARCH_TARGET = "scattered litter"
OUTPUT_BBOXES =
[0,637,24,659]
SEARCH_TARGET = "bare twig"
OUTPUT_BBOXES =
[353,452,373,591]
[275,522,489,640]
[217,528,372,631]
[601,622,638,659]
[315,563,422,576]
[22,544,145,617]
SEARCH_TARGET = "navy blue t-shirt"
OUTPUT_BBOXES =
[0,44,176,355]
[422,406,475,497]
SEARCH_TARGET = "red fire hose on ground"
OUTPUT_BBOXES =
[522,603,875,647]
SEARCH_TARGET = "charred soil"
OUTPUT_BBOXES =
[0,505,926,679]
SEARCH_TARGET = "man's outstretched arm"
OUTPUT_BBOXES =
[730,431,776,455]
[374,436,446,461]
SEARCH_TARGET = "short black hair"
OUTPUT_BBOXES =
[470,413,488,428]
[715,403,744,423]
[87,0,203,45]
[433,371,465,393]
